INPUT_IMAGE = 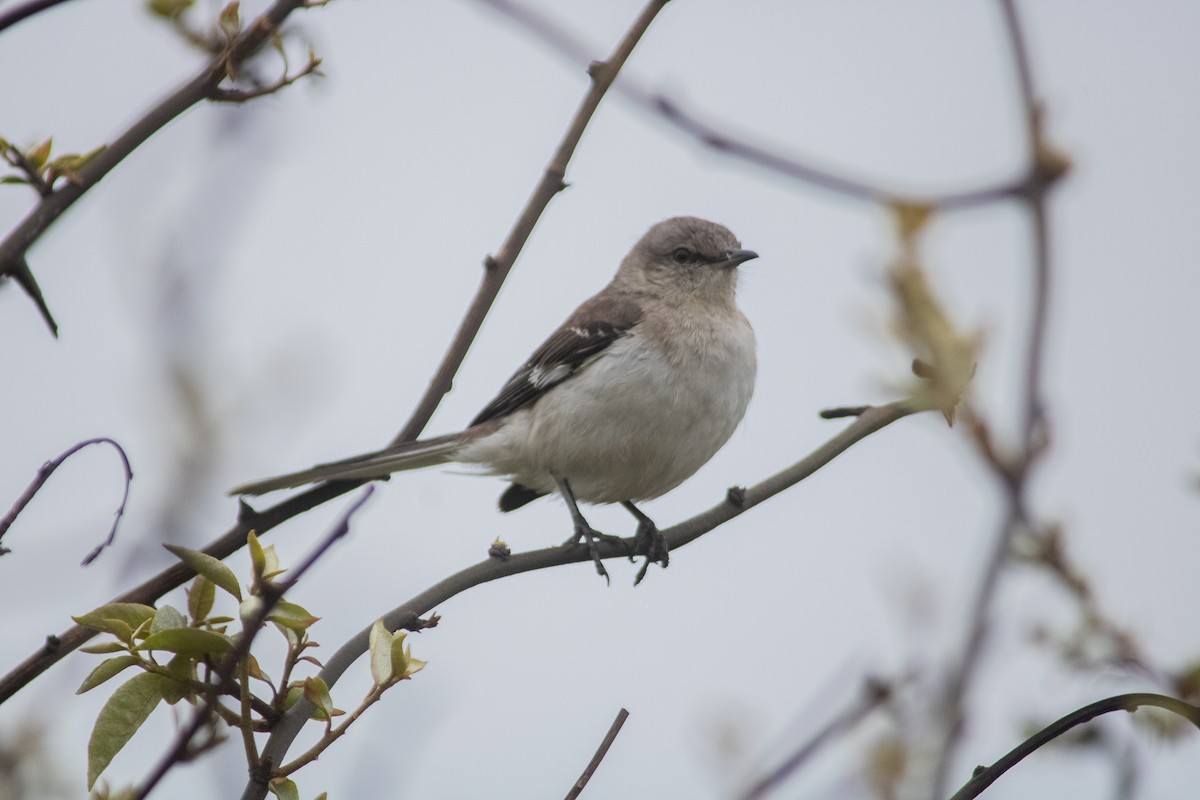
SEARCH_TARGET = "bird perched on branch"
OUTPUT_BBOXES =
[231,216,759,583]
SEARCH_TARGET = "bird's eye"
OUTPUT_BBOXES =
[672,247,692,264]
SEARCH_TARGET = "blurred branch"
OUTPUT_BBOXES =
[930,0,1063,792]
[390,0,671,445]
[947,693,1200,800]
[0,0,80,34]
[0,436,132,565]
[135,487,374,800]
[738,677,895,800]
[244,399,928,799]
[0,0,316,334]
[564,708,629,800]
[473,0,1027,211]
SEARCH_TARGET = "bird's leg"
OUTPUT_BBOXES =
[554,476,628,583]
[621,501,669,584]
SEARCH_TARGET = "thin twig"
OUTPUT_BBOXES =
[135,486,374,800]
[0,437,133,565]
[243,400,927,800]
[474,0,1027,211]
[947,693,1200,800]
[390,0,671,445]
[564,708,630,800]
[738,678,894,800]
[930,0,1058,792]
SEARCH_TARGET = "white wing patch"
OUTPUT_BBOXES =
[528,363,572,388]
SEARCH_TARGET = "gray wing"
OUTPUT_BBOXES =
[470,292,643,426]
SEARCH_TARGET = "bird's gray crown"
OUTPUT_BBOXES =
[636,216,742,264]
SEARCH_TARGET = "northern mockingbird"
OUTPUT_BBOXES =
[231,216,759,582]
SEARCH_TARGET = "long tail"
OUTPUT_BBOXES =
[228,432,465,496]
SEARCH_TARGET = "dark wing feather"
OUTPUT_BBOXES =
[470,292,643,426]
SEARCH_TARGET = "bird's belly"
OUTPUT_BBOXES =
[485,332,755,504]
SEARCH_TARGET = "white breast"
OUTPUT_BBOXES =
[460,311,756,505]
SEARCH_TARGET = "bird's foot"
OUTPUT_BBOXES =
[632,519,670,585]
[564,524,629,584]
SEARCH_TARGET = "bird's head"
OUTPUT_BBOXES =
[617,216,758,305]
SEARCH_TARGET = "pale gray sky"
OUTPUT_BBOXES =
[2,2,1199,798]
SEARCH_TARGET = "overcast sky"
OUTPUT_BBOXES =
[2,1,1199,798]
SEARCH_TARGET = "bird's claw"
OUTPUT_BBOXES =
[632,519,669,585]
[564,524,629,584]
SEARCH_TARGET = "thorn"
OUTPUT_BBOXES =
[237,499,258,525]
[7,256,58,337]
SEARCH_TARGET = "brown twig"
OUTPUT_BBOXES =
[929,0,1061,793]
[243,400,927,800]
[390,0,671,445]
[473,0,1027,211]
[564,708,630,800]
[947,693,1200,800]
[0,437,132,565]
[134,486,374,800]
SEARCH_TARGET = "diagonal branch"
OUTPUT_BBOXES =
[947,693,1200,800]
[0,0,313,331]
[244,400,927,800]
[564,708,630,800]
[391,0,671,444]
[473,0,1027,211]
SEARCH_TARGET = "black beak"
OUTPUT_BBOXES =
[723,248,759,268]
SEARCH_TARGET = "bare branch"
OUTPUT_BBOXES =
[390,0,672,445]
[948,693,1200,800]
[0,437,132,565]
[473,0,1028,211]
[930,0,1061,792]
[243,400,927,800]
[564,708,630,800]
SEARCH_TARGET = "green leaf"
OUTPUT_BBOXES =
[247,530,266,582]
[138,628,232,659]
[146,0,194,18]
[218,1,241,39]
[28,138,52,170]
[301,677,337,721]
[77,656,142,694]
[73,604,156,644]
[268,778,299,800]
[87,672,167,789]
[160,655,193,704]
[187,574,216,622]
[268,600,319,633]
[80,641,127,655]
[0,175,30,185]
[150,605,187,634]
[165,544,243,600]
[313,793,327,800]
[369,619,393,686]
